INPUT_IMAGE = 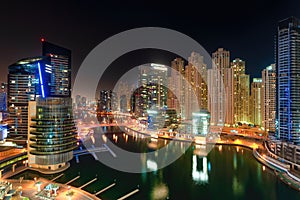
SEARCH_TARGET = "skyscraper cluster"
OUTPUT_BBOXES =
[6,39,77,171]
[168,52,208,120]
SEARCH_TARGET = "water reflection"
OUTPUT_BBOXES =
[232,176,244,196]
[233,153,237,170]
[192,155,208,184]
[151,182,169,200]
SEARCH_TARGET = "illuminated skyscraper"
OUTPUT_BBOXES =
[98,90,117,112]
[24,40,77,171]
[42,40,71,97]
[262,64,276,132]
[250,78,262,126]
[276,17,300,143]
[208,48,232,126]
[239,74,250,122]
[168,58,185,116]
[114,81,131,112]
[186,52,208,111]
[7,57,51,139]
[231,58,250,123]
[136,63,168,116]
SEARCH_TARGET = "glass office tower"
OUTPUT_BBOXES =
[42,40,72,97]
[276,17,300,144]
[7,57,51,138]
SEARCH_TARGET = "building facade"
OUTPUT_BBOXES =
[28,97,77,170]
[250,78,263,126]
[7,57,51,138]
[276,17,300,143]
[42,40,72,97]
[135,64,168,117]
[185,52,208,117]
[262,64,276,132]
[98,90,117,112]
[168,58,185,118]
[208,48,232,126]
[231,58,250,123]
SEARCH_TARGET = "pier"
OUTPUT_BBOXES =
[94,183,116,196]
[50,173,64,181]
[65,176,80,185]
[79,178,98,189]
[117,188,139,200]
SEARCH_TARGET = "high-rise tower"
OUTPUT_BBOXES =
[42,40,71,97]
[7,57,51,138]
[262,64,276,132]
[208,48,233,126]
[276,17,300,143]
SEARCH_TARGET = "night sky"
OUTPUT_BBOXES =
[0,0,299,89]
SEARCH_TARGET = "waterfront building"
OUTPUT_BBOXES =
[168,58,185,117]
[231,58,250,124]
[28,97,77,171]
[184,52,208,120]
[250,78,263,126]
[6,41,77,172]
[164,109,178,128]
[192,109,210,135]
[276,17,300,143]
[136,64,168,117]
[7,57,51,139]
[147,109,165,130]
[262,64,276,132]
[208,48,232,126]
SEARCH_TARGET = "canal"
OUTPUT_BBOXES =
[10,128,300,200]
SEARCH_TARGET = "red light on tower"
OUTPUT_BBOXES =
[41,38,45,42]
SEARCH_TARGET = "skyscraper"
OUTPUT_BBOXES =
[26,40,77,171]
[238,74,250,122]
[42,40,71,97]
[208,48,232,126]
[262,64,276,132]
[276,17,300,143]
[136,63,168,116]
[231,58,250,123]
[168,58,185,116]
[250,78,262,126]
[98,90,117,112]
[186,52,208,111]
[7,57,51,138]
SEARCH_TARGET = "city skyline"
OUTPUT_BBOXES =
[1,1,300,88]
[0,2,300,199]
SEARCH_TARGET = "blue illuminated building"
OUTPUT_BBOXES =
[276,17,300,144]
[7,57,51,138]
[42,40,72,97]
[0,92,6,112]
